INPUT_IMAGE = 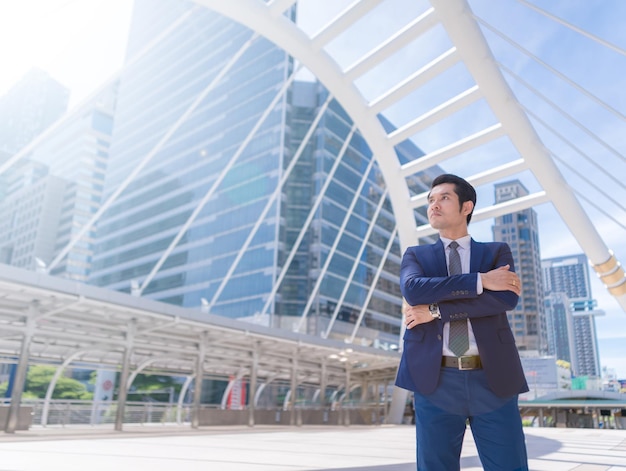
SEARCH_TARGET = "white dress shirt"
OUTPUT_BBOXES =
[439,234,480,356]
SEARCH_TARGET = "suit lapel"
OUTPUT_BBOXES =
[431,239,448,276]
[470,238,484,273]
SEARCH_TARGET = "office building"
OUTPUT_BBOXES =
[88,0,436,348]
[0,84,116,281]
[492,180,546,352]
[0,68,69,159]
[542,254,603,377]
[0,171,66,270]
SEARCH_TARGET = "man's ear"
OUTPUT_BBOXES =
[462,200,474,216]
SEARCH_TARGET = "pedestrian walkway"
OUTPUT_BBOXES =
[0,424,625,470]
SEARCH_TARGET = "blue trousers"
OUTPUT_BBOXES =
[413,367,528,471]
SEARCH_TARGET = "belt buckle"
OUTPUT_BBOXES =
[458,355,474,370]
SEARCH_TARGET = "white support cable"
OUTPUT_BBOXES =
[47,32,260,274]
[414,191,550,239]
[344,7,437,80]
[525,107,625,194]
[500,62,626,165]
[400,123,504,177]
[432,0,625,313]
[139,62,302,296]
[311,0,384,50]
[0,7,200,177]
[294,147,378,333]
[368,47,459,114]
[258,125,358,321]
[320,185,389,338]
[573,190,626,233]
[474,16,626,123]
[347,225,398,344]
[515,0,626,58]
[208,93,334,309]
[387,85,482,146]
[409,158,528,208]
[549,149,625,216]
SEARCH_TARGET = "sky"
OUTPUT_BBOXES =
[0,0,624,377]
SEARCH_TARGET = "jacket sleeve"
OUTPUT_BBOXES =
[400,243,519,321]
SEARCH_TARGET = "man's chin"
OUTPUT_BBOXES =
[429,219,441,229]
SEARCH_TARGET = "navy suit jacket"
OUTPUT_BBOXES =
[395,238,529,398]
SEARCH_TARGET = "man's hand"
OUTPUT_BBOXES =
[403,302,435,329]
[480,264,521,295]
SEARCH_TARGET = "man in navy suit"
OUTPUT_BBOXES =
[397,174,529,470]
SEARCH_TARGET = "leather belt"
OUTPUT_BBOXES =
[442,355,482,370]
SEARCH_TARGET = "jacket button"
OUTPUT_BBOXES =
[437,335,442,340]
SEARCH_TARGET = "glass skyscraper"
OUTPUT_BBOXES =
[90,0,294,313]
[542,254,603,377]
[88,0,436,347]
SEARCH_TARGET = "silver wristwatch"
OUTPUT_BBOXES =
[429,303,441,319]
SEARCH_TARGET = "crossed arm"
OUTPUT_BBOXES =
[404,266,520,329]
[401,246,521,329]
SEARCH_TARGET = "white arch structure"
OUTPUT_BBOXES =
[1,0,625,431]
[189,0,625,310]
[3,0,622,316]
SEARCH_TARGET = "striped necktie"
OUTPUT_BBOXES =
[448,241,469,356]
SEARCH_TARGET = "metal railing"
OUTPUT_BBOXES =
[1,398,392,428]
[0,399,193,427]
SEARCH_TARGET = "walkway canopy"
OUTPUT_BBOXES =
[0,265,399,432]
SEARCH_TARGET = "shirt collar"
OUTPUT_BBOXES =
[440,234,471,251]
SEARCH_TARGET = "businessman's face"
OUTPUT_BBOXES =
[427,183,472,236]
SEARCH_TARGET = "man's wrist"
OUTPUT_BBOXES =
[428,303,441,319]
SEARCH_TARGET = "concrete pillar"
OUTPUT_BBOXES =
[289,352,298,426]
[248,343,258,427]
[114,319,136,432]
[191,332,207,429]
[320,359,327,408]
[344,367,351,426]
[4,302,38,433]
[387,386,409,424]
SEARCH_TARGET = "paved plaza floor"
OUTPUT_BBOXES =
[1,424,625,470]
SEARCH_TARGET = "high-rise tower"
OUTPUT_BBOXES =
[493,180,546,352]
[542,254,603,377]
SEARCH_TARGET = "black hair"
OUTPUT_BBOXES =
[430,174,476,224]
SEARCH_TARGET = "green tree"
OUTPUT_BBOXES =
[23,365,93,400]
